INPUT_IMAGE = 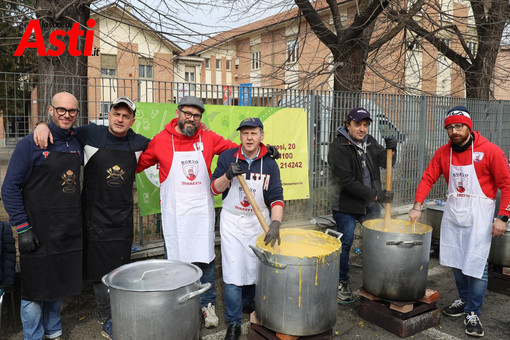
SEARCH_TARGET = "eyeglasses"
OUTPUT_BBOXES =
[445,123,465,132]
[180,109,202,121]
[51,105,79,117]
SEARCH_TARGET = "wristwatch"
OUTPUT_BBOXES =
[496,215,509,223]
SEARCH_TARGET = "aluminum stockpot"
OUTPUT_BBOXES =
[102,259,210,340]
[362,219,432,301]
[251,228,341,336]
[489,229,510,266]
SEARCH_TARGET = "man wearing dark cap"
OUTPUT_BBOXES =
[409,106,510,337]
[328,107,397,303]
[210,117,283,340]
[33,96,150,339]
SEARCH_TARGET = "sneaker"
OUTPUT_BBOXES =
[101,318,113,339]
[224,323,241,340]
[201,303,219,328]
[338,280,353,301]
[443,299,467,316]
[465,312,484,337]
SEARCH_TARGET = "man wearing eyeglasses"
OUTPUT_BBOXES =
[136,96,236,328]
[1,92,83,340]
[32,96,150,339]
[409,106,510,338]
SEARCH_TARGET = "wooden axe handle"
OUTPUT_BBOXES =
[384,148,393,232]
[237,174,281,253]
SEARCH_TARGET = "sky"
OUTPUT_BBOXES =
[94,0,294,49]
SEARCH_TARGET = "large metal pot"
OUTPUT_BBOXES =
[102,259,210,340]
[362,219,432,301]
[489,230,510,266]
[251,228,341,336]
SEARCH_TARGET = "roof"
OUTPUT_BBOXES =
[92,3,184,54]
[184,0,341,56]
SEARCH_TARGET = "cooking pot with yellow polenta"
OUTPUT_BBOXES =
[250,228,341,336]
[362,219,432,301]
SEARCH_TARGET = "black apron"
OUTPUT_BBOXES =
[21,151,82,301]
[82,132,137,281]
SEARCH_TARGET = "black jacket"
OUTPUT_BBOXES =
[0,221,16,289]
[328,127,395,215]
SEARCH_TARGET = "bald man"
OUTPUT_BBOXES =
[2,92,83,340]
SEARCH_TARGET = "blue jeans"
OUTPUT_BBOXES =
[20,298,62,340]
[333,204,381,282]
[224,283,255,325]
[196,260,217,307]
[452,263,488,315]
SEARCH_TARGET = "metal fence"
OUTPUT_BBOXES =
[2,71,510,244]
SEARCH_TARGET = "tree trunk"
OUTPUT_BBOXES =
[36,0,90,123]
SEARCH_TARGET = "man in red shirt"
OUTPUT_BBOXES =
[409,106,510,338]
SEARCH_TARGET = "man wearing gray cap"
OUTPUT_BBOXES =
[137,96,279,328]
[33,97,150,339]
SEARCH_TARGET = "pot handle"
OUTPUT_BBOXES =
[386,240,423,246]
[178,282,212,304]
[136,268,167,281]
[325,228,343,239]
[249,245,287,269]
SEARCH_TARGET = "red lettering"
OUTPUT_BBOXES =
[14,19,96,57]
[67,23,84,56]
[47,30,66,56]
[14,20,47,56]
[83,19,96,56]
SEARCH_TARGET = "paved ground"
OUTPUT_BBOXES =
[2,228,509,339]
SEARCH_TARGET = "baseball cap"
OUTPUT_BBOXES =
[178,96,205,113]
[347,107,372,122]
[236,117,264,131]
[110,97,136,116]
[444,106,472,130]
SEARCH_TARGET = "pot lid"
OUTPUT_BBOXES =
[102,259,202,292]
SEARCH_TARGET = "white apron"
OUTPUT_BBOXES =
[440,147,495,278]
[220,156,269,285]
[160,135,215,263]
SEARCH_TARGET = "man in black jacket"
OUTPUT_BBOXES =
[328,107,397,302]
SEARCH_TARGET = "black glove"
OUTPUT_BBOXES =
[225,162,245,180]
[266,145,281,160]
[264,220,281,247]
[384,137,397,150]
[376,190,394,204]
[18,228,40,253]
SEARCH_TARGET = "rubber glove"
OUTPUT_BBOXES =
[376,190,394,204]
[266,145,281,160]
[226,162,245,180]
[18,228,40,253]
[384,137,398,150]
[264,220,281,247]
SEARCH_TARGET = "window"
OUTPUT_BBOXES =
[251,51,261,70]
[139,65,153,78]
[185,72,195,82]
[287,39,298,63]
[101,68,116,77]
[216,58,221,69]
[100,101,112,117]
[101,54,117,77]
[226,60,231,70]
[205,58,210,69]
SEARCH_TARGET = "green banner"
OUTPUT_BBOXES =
[133,103,309,216]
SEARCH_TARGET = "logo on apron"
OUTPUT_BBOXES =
[61,169,77,193]
[238,186,256,207]
[473,152,484,163]
[453,173,469,193]
[182,160,199,181]
[106,165,125,187]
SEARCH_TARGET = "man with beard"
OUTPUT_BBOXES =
[409,106,510,338]
[2,92,83,340]
[137,96,237,328]
[328,107,396,303]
